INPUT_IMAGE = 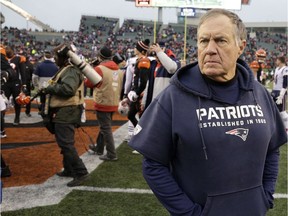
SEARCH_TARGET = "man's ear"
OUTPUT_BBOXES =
[238,40,247,56]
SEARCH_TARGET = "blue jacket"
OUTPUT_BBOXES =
[129,59,287,216]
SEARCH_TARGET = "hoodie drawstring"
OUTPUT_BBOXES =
[197,97,208,160]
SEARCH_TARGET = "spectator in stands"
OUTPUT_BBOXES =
[32,50,58,115]
[86,46,124,161]
[129,9,287,215]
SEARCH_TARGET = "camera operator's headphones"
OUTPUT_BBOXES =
[16,92,31,105]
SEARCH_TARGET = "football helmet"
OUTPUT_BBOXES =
[118,98,129,116]
[15,92,31,105]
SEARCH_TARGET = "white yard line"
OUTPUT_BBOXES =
[76,186,153,194]
[273,193,288,199]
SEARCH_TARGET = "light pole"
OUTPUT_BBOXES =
[26,17,29,31]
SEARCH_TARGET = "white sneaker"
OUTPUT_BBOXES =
[132,150,140,154]
[124,134,132,142]
[1,131,7,138]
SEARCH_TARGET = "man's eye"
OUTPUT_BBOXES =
[216,39,227,45]
[199,39,208,44]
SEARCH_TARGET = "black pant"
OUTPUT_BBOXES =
[1,110,5,132]
[1,155,8,169]
[2,80,21,121]
[25,82,32,115]
[128,100,141,127]
[96,111,117,158]
[54,123,88,177]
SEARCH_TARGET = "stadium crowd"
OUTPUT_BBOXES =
[1,15,287,71]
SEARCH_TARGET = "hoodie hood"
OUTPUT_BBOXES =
[171,58,255,99]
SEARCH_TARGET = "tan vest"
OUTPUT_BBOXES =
[93,65,123,107]
[49,65,84,108]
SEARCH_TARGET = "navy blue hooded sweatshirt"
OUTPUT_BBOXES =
[129,59,287,216]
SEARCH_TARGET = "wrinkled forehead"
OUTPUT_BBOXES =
[197,15,236,38]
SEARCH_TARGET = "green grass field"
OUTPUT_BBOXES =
[2,142,287,216]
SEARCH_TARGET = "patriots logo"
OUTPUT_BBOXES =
[225,128,249,141]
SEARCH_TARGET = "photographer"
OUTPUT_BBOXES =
[41,43,89,187]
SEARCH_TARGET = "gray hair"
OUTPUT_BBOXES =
[197,9,247,45]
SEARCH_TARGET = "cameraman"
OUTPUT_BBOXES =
[41,43,89,187]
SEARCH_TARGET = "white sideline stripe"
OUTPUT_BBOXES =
[76,186,153,194]
[273,193,288,198]
[76,187,288,199]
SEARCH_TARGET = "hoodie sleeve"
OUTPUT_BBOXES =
[129,97,174,165]
[262,148,280,209]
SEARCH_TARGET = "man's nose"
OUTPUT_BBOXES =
[205,40,217,55]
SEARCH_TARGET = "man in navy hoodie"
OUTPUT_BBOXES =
[129,9,287,216]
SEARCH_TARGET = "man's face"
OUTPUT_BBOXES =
[197,15,245,82]
[276,59,281,67]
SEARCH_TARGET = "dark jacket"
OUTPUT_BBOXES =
[129,59,287,216]
[45,64,84,124]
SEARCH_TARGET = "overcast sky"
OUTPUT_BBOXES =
[1,0,287,31]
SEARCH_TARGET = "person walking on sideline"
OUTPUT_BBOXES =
[271,55,288,134]
[86,46,124,161]
[42,44,89,187]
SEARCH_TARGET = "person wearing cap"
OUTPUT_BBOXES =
[142,41,181,110]
[126,39,151,128]
[113,53,127,99]
[42,43,89,187]
[32,50,58,115]
[85,46,124,161]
